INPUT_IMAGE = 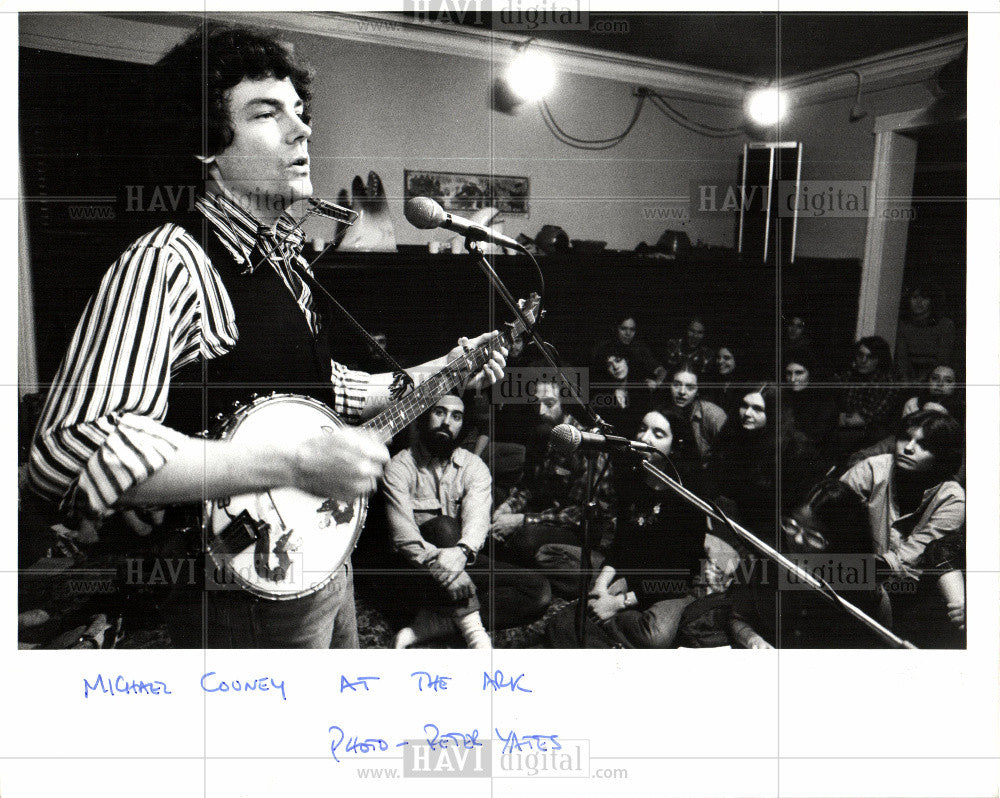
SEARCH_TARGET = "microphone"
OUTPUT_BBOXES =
[404,196,526,252]
[549,424,658,456]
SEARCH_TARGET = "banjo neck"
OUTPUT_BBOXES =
[361,292,540,443]
[361,329,513,445]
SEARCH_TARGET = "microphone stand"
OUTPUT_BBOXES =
[577,453,595,646]
[462,238,637,645]
[636,459,917,649]
[575,449,614,645]
[463,240,612,434]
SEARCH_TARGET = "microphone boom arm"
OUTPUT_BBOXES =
[637,458,917,650]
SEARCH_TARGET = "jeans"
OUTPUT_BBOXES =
[495,522,584,567]
[537,543,696,648]
[534,542,606,598]
[388,554,551,630]
[603,596,696,648]
[165,561,358,648]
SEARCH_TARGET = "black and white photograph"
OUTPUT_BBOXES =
[6,5,999,797]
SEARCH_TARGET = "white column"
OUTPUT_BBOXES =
[857,128,917,348]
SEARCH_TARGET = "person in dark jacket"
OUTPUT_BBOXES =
[710,386,779,537]
[540,407,711,647]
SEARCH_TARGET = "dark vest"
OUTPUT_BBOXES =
[164,212,336,436]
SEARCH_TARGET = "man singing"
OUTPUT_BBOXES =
[26,22,505,648]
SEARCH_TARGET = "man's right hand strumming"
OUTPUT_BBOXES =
[290,425,389,500]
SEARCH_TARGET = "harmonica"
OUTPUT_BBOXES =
[306,198,360,226]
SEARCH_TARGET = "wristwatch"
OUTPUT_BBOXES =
[455,542,477,565]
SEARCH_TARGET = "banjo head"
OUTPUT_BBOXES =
[204,393,368,600]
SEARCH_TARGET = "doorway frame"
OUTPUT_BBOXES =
[857,107,966,347]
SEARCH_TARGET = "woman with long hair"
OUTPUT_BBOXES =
[781,351,837,450]
[540,407,710,648]
[701,343,746,416]
[895,282,956,380]
[710,386,778,536]
[831,336,899,462]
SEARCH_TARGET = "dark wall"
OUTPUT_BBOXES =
[311,251,861,383]
[21,47,861,386]
[21,48,159,374]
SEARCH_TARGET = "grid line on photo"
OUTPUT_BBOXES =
[9,7,998,798]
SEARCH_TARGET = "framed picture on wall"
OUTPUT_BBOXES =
[404,169,530,214]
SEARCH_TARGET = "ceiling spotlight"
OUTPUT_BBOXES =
[505,48,556,103]
[745,87,789,127]
[492,41,556,114]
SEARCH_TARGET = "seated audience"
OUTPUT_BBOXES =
[781,352,837,450]
[839,409,964,637]
[830,336,899,462]
[655,363,727,468]
[539,407,713,647]
[895,282,957,380]
[700,343,746,415]
[491,380,616,564]
[665,315,714,375]
[382,395,551,649]
[590,313,667,389]
[846,370,965,479]
[901,364,964,425]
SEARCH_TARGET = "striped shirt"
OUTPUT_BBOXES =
[28,194,371,519]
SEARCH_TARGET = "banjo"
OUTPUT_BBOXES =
[205,294,540,600]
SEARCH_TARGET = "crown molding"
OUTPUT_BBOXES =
[20,12,965,110]
[20,11,755,105]
[19,12,187,64]
[198,10,757,106]
[782,33,966,105]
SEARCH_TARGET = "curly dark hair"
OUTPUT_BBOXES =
[795,479,871,553]
[153,22,313,161]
